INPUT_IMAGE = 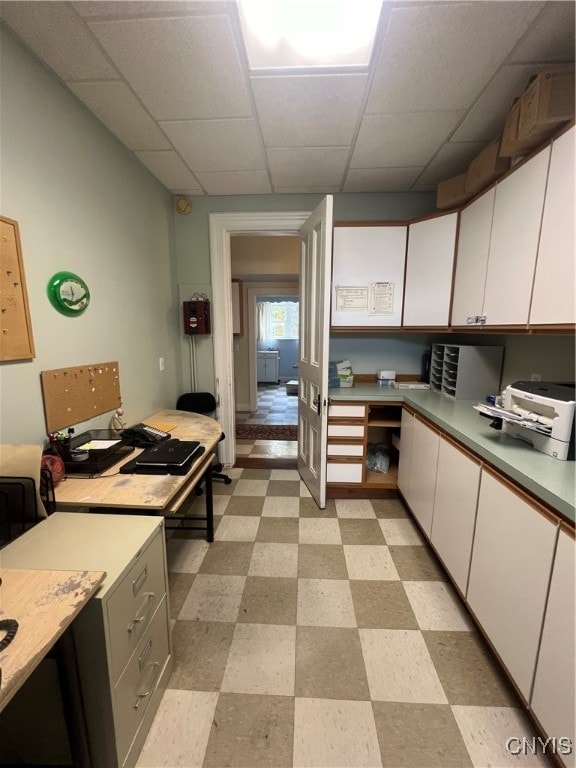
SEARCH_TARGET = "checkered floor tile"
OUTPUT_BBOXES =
[136,469,552,768]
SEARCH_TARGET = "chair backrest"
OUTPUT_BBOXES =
[177,392,216,415]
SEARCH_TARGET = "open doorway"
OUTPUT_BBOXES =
[231,235,300,464]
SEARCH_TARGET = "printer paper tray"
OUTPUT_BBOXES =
[474,404,552,435]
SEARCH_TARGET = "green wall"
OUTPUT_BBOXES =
[0,26,180,444]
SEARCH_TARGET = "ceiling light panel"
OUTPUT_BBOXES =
[238,0,382,70]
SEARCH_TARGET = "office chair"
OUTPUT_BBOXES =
[176,393,232,487]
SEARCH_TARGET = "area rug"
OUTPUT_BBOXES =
[236,424,298,441]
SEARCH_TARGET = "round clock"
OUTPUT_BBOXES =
[47,271,90,316]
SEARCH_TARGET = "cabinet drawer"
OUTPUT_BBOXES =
[327,443,364,457]
[107,530,167,681]
[328,424,365,438]
[327,461,363,484]
[114,597,170,766]
[328,404,366,419]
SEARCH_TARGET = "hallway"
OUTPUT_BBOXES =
[236,384,298,462]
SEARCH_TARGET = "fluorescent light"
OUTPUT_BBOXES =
[238,0,382,70]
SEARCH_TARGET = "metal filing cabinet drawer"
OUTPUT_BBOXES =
[114,597,170,765]
[107,531,166,680]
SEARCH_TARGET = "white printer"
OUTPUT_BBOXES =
[475,381,575,460]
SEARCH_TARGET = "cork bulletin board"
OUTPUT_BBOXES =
[41,361,121,433]
[0,216,36,361]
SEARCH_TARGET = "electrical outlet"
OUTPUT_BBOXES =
[159,357,165,372]
[530,372,541,381]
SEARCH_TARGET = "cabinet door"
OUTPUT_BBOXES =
[531,527,575,766]
[530,127,575,325]
[408,417,440,538]
[397,408,414,503]
[331,226,407,327]
[482,146,550,325]
[430,437,481,594]
[450,188,495,326]
[467,470,557,701]
[403,213,457,326]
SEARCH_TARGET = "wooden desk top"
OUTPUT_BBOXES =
[0,568,105,711]
[53,409,222,512]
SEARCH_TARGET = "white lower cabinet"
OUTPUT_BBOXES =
[0,513,172,768]
[407,416,440,538]
[531,527,575,768]
[466,470,558,702]
[430,437,481,595]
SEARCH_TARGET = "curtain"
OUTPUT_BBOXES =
[257,302,274,341]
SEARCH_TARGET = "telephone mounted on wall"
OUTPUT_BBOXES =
[122,423,171,448]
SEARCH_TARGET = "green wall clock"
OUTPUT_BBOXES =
[47,271,90,316]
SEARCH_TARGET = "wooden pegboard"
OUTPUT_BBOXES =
[41,361,121,433]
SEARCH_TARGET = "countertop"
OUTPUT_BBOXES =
[328,384,575,524]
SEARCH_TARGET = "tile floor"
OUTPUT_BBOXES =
[136,468,552,768]
[236,384,298,460]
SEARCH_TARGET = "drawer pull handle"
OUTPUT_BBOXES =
[133,662,160,710]
[127,592,155,633]
[132,564,148,596]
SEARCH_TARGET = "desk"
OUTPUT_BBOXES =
[54,409,223,541]
[0,567,105,765]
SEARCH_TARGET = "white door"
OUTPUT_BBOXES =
[297,196,333,508]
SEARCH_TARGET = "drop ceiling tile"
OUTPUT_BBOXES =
[267,147,349,189]
[134,150,202,191]
[350,112,465,169]
[417,141,488,187]
[343,167,424,193]
[367,2,543,114]
[451,63,554,143]
[160,119,266,172]
[68,81,171,151]
[73,2,226,18]
[510,1,575,63]
[251,74,367,147]
[274,187,341,194]
[343,168,423,192]
[0,1,117,80]
[87,15,252,120]
[195,171,272,196]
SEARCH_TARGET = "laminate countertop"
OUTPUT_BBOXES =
[328,384,575,524]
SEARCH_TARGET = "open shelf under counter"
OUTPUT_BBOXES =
[365,463,399,488]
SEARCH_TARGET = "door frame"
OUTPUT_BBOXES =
[209,211,311,467]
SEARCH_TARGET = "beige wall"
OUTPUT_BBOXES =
[231,236,299,277]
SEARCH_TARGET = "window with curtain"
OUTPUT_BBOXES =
[257,300,299,340]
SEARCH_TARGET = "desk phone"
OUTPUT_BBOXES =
[122,423,171,447]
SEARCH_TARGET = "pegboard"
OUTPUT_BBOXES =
[41,361,121,433]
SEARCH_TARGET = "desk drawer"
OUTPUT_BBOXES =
[326,461,363,484]
[327,423,365,438]
[328,404,366,419]
[107,530,166,681]
[114,596,170,766]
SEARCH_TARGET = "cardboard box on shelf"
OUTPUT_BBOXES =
[465,139,510,195]
[519,69,574,139]
[436,172,473,209]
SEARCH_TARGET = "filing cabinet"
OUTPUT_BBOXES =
[0,512,172,768]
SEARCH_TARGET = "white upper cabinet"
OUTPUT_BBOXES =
[450,187,495,326]
[403,213,457,326]
[529,126,575,325]
[482,145,550,325]
[331,225,407,327]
